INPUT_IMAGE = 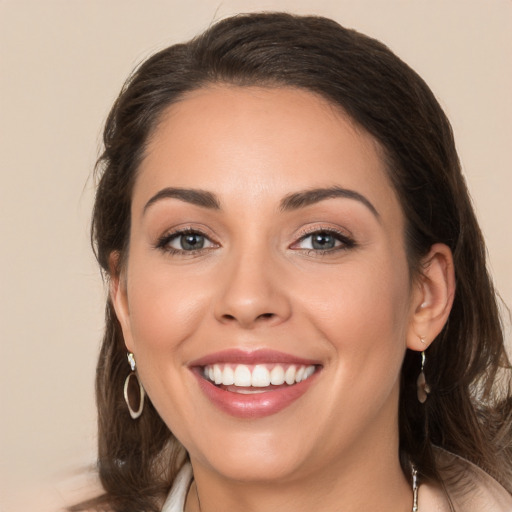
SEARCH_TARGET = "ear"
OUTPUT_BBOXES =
[109,251,135,353]
[407,243,456,352]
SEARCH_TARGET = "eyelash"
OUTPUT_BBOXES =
[155,228,217,256]
[292,228,356,255]
[155,227,356,256]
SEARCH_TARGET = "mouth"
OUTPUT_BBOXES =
[190,349,322,418]
[201,363,318,393]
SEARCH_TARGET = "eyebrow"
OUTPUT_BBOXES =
[142,185,379,218]
[280,186,379,218]
[143,187,221,214]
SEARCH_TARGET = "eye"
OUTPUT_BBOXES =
[156,229,216,254]
[293,229,355,252]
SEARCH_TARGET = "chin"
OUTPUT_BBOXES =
[204,450,308,483]
[188,427,315,483]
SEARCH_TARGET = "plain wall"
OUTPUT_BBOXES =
[1,1,510,510]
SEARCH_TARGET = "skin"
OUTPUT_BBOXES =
[112,86,455,512]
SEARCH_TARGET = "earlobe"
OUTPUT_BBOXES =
[108,251,134,352]
[407,243,456,352]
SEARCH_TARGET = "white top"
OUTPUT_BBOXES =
[162,463,193,512]
[161,456,512,512]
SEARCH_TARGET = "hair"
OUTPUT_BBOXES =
[78,12,512,512]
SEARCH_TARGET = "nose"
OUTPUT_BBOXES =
[213,249,292,329]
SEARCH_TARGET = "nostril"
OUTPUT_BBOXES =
[220,311,276,326]
[257,313,275,320]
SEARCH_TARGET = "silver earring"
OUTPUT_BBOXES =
[124,352,145,419]
[417,350,430,404]
[412,465,419,512]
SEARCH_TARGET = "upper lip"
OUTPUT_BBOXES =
[188,349,322,368]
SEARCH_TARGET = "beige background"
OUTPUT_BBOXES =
[1,1,510,510]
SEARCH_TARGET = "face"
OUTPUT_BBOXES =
[113,86,419,484]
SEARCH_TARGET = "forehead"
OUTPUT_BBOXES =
[134,85,401,221]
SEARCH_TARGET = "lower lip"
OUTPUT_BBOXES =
[193,370,319,419]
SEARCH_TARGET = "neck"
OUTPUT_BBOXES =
[186,441,412,512]
[185,384,412,512]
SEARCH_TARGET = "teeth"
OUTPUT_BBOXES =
[284,365,296,385]
[203,363,317,388]
[251,365,270,387]
[304,365,315,379]
[223,365,235,385]
[231,388,268,394]
[234,365,252,386]
[270,365,285,385]
[213,365,223,385]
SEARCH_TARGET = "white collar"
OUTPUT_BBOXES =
[161,463,193,512]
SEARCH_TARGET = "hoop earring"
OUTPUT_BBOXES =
[417,351,430,404]
[124,352,145,419]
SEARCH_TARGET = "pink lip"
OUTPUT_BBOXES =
[189,348,321,367]
[189,349,322,419]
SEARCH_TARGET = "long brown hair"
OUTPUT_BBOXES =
[79,12,512,511]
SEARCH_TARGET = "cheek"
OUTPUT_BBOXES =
[126,260,209,352]
[300,256,412,443]
[122,256,209,430]
[298,251,411,372]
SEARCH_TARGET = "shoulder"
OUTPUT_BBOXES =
[434,446,512,512]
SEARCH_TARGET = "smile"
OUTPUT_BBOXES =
[203,363,317,390]
[190,349,322,418]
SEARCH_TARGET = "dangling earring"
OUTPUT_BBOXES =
[417,350,430,404]
[124,352,145,419]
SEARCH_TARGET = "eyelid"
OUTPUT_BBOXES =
[153,224,355,256]
[290,226,356,252]
[155,226,219,255]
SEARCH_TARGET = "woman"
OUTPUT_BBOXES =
[80,12,512,512]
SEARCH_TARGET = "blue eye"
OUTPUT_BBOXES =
[295,230,355,252]
[310,232,336,250]
[175,233,206,250]
[157,230,215,253]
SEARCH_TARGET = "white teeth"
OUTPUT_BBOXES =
[203,363,317,387]
[213,364,223,385]
[234,365,252,387]
[232,388,268,394]
[251,365,270,387]
[284,365,296,385]
[270,365,285,385]
[304,365,315,379]
[222,365,235,385]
